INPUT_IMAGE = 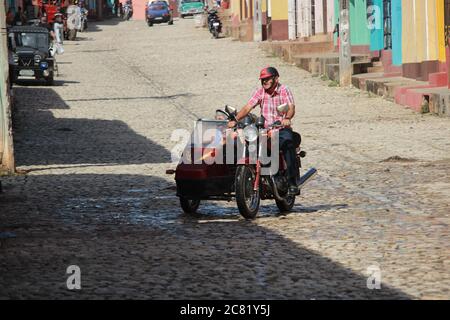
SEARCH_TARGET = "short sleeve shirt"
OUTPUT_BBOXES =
[247,83,295,128]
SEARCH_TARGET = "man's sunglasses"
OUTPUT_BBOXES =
[261,77,274,84]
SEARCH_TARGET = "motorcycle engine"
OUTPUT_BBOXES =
[273,174,288,197]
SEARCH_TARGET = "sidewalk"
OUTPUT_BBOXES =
[352,72,450,116]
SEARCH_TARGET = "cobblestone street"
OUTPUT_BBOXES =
[0,17,449,299]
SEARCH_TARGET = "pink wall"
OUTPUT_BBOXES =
[120,0,146,20]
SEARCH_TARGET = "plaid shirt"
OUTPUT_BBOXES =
[247,83,295,128]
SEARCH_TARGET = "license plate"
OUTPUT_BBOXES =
[155,17,163,20]
[189,9,196,12]
[19,69,34,76]
[213,22,220,26]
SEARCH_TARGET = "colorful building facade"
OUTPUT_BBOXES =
[227,0,448,85]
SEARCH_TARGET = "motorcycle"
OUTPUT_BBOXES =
[123,4,133,20]
[79,8,88,32]
[207,10,221,39]
[167,104,317,219]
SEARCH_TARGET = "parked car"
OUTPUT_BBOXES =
[146,1,173,26]
[8,26,56,85]
[179,0,203,18]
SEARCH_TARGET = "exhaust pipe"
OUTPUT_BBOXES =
[298,168,317,189]
[270,176,286,202]
[270,168,318,201]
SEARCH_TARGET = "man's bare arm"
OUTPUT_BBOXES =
[285,103,295,119]
[235,103,254,121]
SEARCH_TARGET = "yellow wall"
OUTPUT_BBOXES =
[262,0,266,13]
[427,0,440,61]
[437,0,446,62]
[402,0,443,64]
[230,0,241,18]
[270,0,288,20]
[402,0,417,63]
[415,0,427,62]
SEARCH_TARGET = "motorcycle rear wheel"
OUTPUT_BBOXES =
[180,197,200,214]
[275,195,295,213]
[235,165,260,219]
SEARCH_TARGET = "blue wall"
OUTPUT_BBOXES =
[369,0,384,51]
[391,0,402,65]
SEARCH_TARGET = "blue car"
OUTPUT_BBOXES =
[146,1,173,26]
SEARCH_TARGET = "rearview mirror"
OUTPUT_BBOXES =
[225,105,236,115]
[277,103,289,114]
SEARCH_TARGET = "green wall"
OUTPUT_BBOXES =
[350,0,370,45]
[334,0,371,46]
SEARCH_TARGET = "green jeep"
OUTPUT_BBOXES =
[179,0,204,18]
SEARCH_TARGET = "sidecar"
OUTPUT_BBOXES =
[170,119,237,212]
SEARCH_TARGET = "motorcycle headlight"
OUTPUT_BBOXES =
[34,54,41,63]
[244,124,258,142]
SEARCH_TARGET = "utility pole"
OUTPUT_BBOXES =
[339,0,352,86]
[0,3,16,173]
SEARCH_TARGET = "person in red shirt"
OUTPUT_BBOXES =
[228,67,299,195]
[43,0,60,23]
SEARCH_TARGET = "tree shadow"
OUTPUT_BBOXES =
[0,173,411,299]
[12,87,172,166]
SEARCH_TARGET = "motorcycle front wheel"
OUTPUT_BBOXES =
[235,165,260,219]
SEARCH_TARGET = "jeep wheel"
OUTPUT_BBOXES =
[180,14,184,18]
[168,20,173,25]
[45,71,54,86]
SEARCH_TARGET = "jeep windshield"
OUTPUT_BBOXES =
[12,32,48,52]
[181,0,202,3]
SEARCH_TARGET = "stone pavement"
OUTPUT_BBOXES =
[0,17,449,299]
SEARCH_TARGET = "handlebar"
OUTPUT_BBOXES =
[228,120,284,129]
[268,121,283,129]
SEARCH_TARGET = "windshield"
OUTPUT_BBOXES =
[181,0,203,4]
[150,3,167,10]
[11,32,48,51]
[191,120,227,148]
[179,120,228,164]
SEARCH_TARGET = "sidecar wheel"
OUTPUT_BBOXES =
[180,197,200,214]
[276,195,295,213]
[236,166,260,219]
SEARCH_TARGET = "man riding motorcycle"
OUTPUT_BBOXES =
[228,67,299,195]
